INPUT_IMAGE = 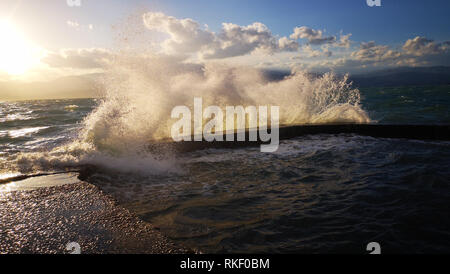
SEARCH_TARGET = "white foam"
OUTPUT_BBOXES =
[5,33,372,176]
[78,55,369,156]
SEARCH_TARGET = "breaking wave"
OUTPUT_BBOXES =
[80,54,370,155]
[4,17,370,176]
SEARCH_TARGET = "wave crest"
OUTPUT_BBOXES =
[5,55,370,176]
[80,55,370,155]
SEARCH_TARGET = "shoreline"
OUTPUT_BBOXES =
[0,176,191,254]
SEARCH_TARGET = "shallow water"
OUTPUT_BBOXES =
[86,134,450,253]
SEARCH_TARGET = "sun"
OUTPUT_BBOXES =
[0,20,41,75]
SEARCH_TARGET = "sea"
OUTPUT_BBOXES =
[1,84,449,253]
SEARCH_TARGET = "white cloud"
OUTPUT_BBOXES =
[402,36,450,56]
[54,13,450,74]
[143,12,215,54]
[314,37,450,72]
[142,12,298,59]
[336,33,352,48]
[203,22,298,59]
[278,36,299,51]
[286,27,351,58]
[351,41,401,62]
[43,48,113,69]
[301,45,332,58]
[290,26,336,45]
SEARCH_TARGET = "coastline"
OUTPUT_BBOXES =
[0,175,191,254]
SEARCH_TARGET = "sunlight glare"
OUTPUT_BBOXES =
[0,20,42,75]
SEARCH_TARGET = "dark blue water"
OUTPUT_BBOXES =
[360,85,450,124]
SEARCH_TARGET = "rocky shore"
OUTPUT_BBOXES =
[0,178,190,254]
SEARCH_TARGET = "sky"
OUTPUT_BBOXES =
[0,0,449,97]
[3,0,450,48]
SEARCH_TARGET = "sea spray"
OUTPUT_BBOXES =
[81,54,370,155]
[10,140,180,176]
[5,59,370,175]
[4,12,370,176]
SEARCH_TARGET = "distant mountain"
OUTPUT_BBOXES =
[349,66,450,87]
[263,66,450,87]
[0,74,102,101]
[262,70,291,81]
[2,66,449,101]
